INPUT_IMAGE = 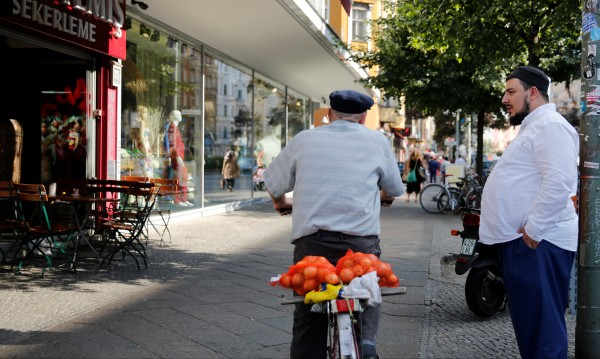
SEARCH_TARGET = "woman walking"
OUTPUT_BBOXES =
[222,149,240,192]
[403,149,427,202]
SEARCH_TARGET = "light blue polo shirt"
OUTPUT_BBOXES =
[264,120,405,241]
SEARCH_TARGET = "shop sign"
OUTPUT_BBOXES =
[1,0,126,59]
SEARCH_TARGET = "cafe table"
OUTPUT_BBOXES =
[50,194,120,270]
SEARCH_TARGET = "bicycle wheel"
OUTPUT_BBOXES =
[419,184,449,214]
[448,187,463,214]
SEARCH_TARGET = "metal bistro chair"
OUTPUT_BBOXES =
[0,180,22,264]
[148,178,179,246]
[12,183,79,275]
[113,179,156,246]
[99,185,159,270]
[121,175,150,183]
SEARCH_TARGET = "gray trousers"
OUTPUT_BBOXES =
[290,230,381,359]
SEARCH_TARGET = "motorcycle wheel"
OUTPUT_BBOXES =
[465,267,505,317]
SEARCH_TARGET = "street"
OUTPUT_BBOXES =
[0,198,575,358]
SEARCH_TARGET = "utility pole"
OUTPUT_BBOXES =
[467,115,472,168]
[454,109,461,161]
[577,3,600,357]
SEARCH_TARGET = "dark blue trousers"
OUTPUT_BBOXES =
[497,238,575,359]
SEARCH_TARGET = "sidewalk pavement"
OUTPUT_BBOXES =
[0,197,575,358]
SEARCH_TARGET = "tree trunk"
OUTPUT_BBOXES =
[475,110,485,176]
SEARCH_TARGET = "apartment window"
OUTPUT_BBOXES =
[352,3,369,42]
[307,0,327,18]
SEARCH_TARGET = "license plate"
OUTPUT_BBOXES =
[460,238,477,255]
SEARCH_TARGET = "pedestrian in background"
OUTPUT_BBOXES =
[440,156,450,184]
[403,149,427,203]
[479,66,578,359]
[264,89,405,359]
[428,155,440,183]
[221,149,240,192]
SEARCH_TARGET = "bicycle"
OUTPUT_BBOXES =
[281,285,406,359]
[453,173,484,213]
[419,175,461,214]
[419,173,483,214]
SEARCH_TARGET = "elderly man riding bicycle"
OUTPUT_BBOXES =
[264,89,405,359]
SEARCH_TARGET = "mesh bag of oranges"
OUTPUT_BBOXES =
[270,255,340,295]
[335,249,399,287]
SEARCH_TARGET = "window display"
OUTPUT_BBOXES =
[120,17,311,210]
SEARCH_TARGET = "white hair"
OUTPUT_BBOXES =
[330,109,364,122]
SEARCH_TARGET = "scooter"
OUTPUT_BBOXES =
[450,208,506,317]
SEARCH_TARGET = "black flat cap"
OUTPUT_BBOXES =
[329,90,374,114]
[507,66,550,93]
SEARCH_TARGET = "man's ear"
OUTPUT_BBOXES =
[358,113,367,125]
[530,86,541,100]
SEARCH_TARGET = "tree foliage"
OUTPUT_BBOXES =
[352,0,580,173]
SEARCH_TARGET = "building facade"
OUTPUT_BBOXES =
[0,0,126,185]
[1,0,392,217]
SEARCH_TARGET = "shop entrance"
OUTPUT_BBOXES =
[0,35,93,185]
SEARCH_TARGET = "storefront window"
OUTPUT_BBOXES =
[121,18,311,210]
[287,89,311,139]
[253,76,286,170]
[204,53,253,205]
[121,18,190,207]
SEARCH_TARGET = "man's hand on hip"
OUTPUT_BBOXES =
[518,226,539,249]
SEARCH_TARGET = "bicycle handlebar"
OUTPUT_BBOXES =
[280,285,407,305]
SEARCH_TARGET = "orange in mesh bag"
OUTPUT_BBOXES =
[270,255,340,296]
[335,249,399,287]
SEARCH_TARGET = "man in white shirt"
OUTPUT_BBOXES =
[480,66,578,359]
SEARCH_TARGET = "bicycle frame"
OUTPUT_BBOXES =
[330,298,362,359]
[281,286,406,358]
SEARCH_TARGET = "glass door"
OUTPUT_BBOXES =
[40,60,90,184]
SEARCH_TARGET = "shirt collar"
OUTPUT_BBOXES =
[521,103,556,128]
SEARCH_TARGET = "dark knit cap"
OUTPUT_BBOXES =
[329,90,374,114]
[507,66,550,93]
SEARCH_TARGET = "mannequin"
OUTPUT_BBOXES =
[164,110,191,206]
[254,122,282,167]
[134,105,154,177]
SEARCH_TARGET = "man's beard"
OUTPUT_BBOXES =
[509,101,530,126]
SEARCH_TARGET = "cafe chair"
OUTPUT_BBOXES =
[148,178,179,246]
[121,175,149,183]
[112,180,156,245]
[0,181,22,264]
[12,183,79,275]
[99,185,159,270]
[85,179,126,222]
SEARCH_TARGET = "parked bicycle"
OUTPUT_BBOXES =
[419,173,483,215]
[453,173,484,213]
[281,286,406,359]
[419,175,461,214]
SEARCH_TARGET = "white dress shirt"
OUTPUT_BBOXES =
[479,103,579,251]
[263,120,405,241]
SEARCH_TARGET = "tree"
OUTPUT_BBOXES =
[352,0,580,174]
